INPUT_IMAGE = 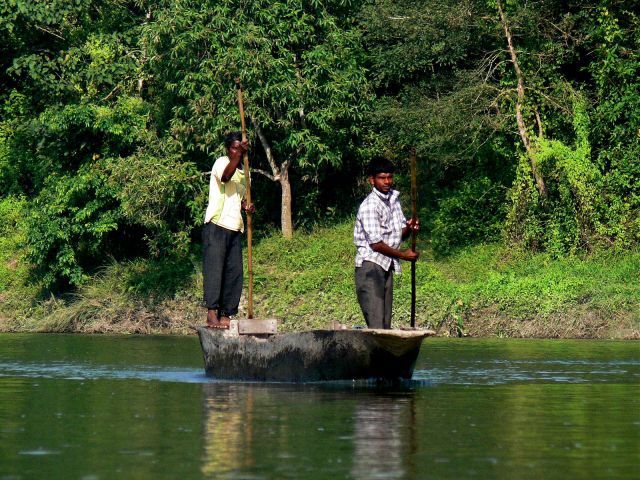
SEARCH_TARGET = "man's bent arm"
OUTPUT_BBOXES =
[221,156,241,182]
[370,241,419,262]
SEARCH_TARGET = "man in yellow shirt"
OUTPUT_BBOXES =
[203,131,254,329]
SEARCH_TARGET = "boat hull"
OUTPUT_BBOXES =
[196,327,431,382]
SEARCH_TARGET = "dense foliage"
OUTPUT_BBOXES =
[0,0,638,293]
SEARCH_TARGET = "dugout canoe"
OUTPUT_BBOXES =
[196,324,434,382]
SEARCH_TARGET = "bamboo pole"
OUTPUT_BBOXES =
[236,80,254,319]
[410,148,418,328]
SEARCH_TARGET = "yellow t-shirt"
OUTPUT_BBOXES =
[204,156,247,232]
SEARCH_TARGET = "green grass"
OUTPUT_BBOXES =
[249,222,639,336]
[1,217,638,337]
[250,222,362,330]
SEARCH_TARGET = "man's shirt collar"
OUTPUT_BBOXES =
[372,187,397,203]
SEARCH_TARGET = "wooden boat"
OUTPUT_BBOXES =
[196,321,434,382]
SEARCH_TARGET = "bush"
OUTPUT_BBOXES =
[431,176,507,256]
[0,196,40,317]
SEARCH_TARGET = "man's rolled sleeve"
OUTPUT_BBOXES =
[361,206,383,245]
[212,157,229,182]
[364,226,383,245]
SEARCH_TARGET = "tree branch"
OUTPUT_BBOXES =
[34,25,65,41]
[294,58,308,130]
[497,0,530,152]
[250,168,276,181]
[101,84,123,102]
[251,117,280,180]
[497,0,546,198]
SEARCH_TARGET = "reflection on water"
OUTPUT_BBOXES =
[350,394,411,479]
[200,383,419,479]
[0,334,638,480]
[202,385,254,477]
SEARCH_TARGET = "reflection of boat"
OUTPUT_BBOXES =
[196,324,434,382]
[200,382,418,478]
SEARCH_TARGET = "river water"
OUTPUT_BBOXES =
[0,334,638,479]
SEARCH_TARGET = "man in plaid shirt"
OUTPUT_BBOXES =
[354,157,419,329]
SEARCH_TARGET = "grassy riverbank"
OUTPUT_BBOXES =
[1,221,639,338]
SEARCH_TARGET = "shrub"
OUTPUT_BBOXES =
[431,176,507,256]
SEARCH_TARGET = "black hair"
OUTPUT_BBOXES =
[224,131,243,149]
[367,156,395,176]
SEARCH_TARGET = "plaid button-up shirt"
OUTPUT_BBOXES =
[354,188,407,273]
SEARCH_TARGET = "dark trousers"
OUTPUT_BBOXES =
[202,223,243,316]
[355,261,394,329]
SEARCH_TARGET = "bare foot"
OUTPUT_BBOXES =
[205,310,228,329]
[218,316,231,329]
[205,309,218,325]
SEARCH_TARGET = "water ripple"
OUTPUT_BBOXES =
[0,357,637,386]
[0,361,206,384]
[413,357,640,385]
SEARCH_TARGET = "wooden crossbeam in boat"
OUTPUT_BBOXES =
[238,319,278,335]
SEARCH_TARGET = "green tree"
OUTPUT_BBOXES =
[0,1,159,288]
[142,0,373,238]
[358,0,516,251]
[498,0,639,252]
[587,3,640,248]
[360,0,639,254]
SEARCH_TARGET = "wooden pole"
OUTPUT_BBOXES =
[236,80,254,319]
[410,148,418,328]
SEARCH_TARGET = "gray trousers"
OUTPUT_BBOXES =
[355,261,394,329]
[202,223,243,316]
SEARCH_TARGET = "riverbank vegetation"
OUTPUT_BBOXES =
[2,214,638,338]
[1,1,638,337]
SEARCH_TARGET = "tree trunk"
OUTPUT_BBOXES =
[497,0,547,199]
[279,168,293,239]
[251,118,294,238]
